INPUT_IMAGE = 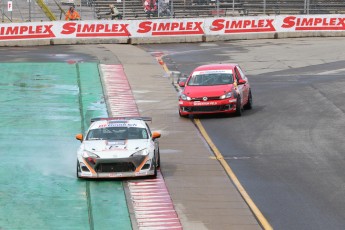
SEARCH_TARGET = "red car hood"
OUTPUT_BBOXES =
[183,85,233,98]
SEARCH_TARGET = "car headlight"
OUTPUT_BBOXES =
[131,149,149,157]
[82,150,99,158]
[219,92,232,99]
[180,94,191,101]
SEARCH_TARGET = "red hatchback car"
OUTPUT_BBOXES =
[178,64,252,117]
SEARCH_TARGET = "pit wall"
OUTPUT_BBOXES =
[1,14,345,46]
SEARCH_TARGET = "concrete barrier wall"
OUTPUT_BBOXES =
[1,14,345,46]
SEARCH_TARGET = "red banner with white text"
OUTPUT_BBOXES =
[0,15,345,41]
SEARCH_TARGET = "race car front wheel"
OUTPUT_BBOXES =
[152,153,158,178]
[235,96,242,116]
[157,148,161,169]
[244,90,252,110]
[76,160,81,178]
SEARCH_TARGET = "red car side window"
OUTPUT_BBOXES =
[237,66,247,80]
[235,67,242,80]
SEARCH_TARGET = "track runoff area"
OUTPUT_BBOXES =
[0,62,181,230]
[0,63,131,229]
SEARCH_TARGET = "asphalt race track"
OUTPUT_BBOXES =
[141,38,345,230]
[1,37,345,230]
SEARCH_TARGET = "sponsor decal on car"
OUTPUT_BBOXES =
[194,101,218,105]
[108,173,122,177]
[97,123,138,128]
[108,141,126,145]
[135,171,149,176]
[81,172,93,177]
[108,123,138,127]
[193,70,233,75]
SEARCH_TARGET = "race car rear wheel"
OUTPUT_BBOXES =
[235,96,242,116]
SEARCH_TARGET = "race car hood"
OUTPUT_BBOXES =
[81,139,150,158]
[183,84,233,98]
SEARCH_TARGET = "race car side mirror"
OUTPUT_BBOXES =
[178,81,186,87]
[238,79,247,85]
[152,132,161,140]
[76,134,83,142]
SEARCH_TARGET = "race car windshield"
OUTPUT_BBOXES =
[86,127,148,140]
[188,73,233,86]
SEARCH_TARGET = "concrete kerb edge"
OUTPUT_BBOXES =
[0,39,51,46]
[204,33,276,41]
[129,35,204,45]
[0,38,130,47]
[96,64,112,117]
[50,38,130,45]
[275,31,345,39]
[96,63,138,230]
[1,32,345,46]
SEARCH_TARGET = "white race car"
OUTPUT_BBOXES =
[75,117,161,178]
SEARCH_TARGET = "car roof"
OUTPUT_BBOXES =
[193,64,238,72]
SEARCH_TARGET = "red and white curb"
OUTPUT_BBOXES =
[128,173,182,230]
[100,64,139,117]
[100,64,183,230]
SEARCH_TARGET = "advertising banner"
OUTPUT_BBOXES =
[204,14,345,35]
[0,21,131,41]
[130,18,205,38]
[0,15,345,42]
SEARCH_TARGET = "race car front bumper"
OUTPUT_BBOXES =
[179,98,237,115]
[77,155,155,178]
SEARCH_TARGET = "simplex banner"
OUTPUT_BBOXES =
[1,14,345,41]
[0,21,132,40]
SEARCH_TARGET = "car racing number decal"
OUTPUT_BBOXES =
[108,173,122,177]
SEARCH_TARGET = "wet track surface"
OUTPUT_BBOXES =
[140,39,345,230]
[0,49,131,229]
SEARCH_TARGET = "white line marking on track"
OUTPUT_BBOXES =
[317,68,345,75]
